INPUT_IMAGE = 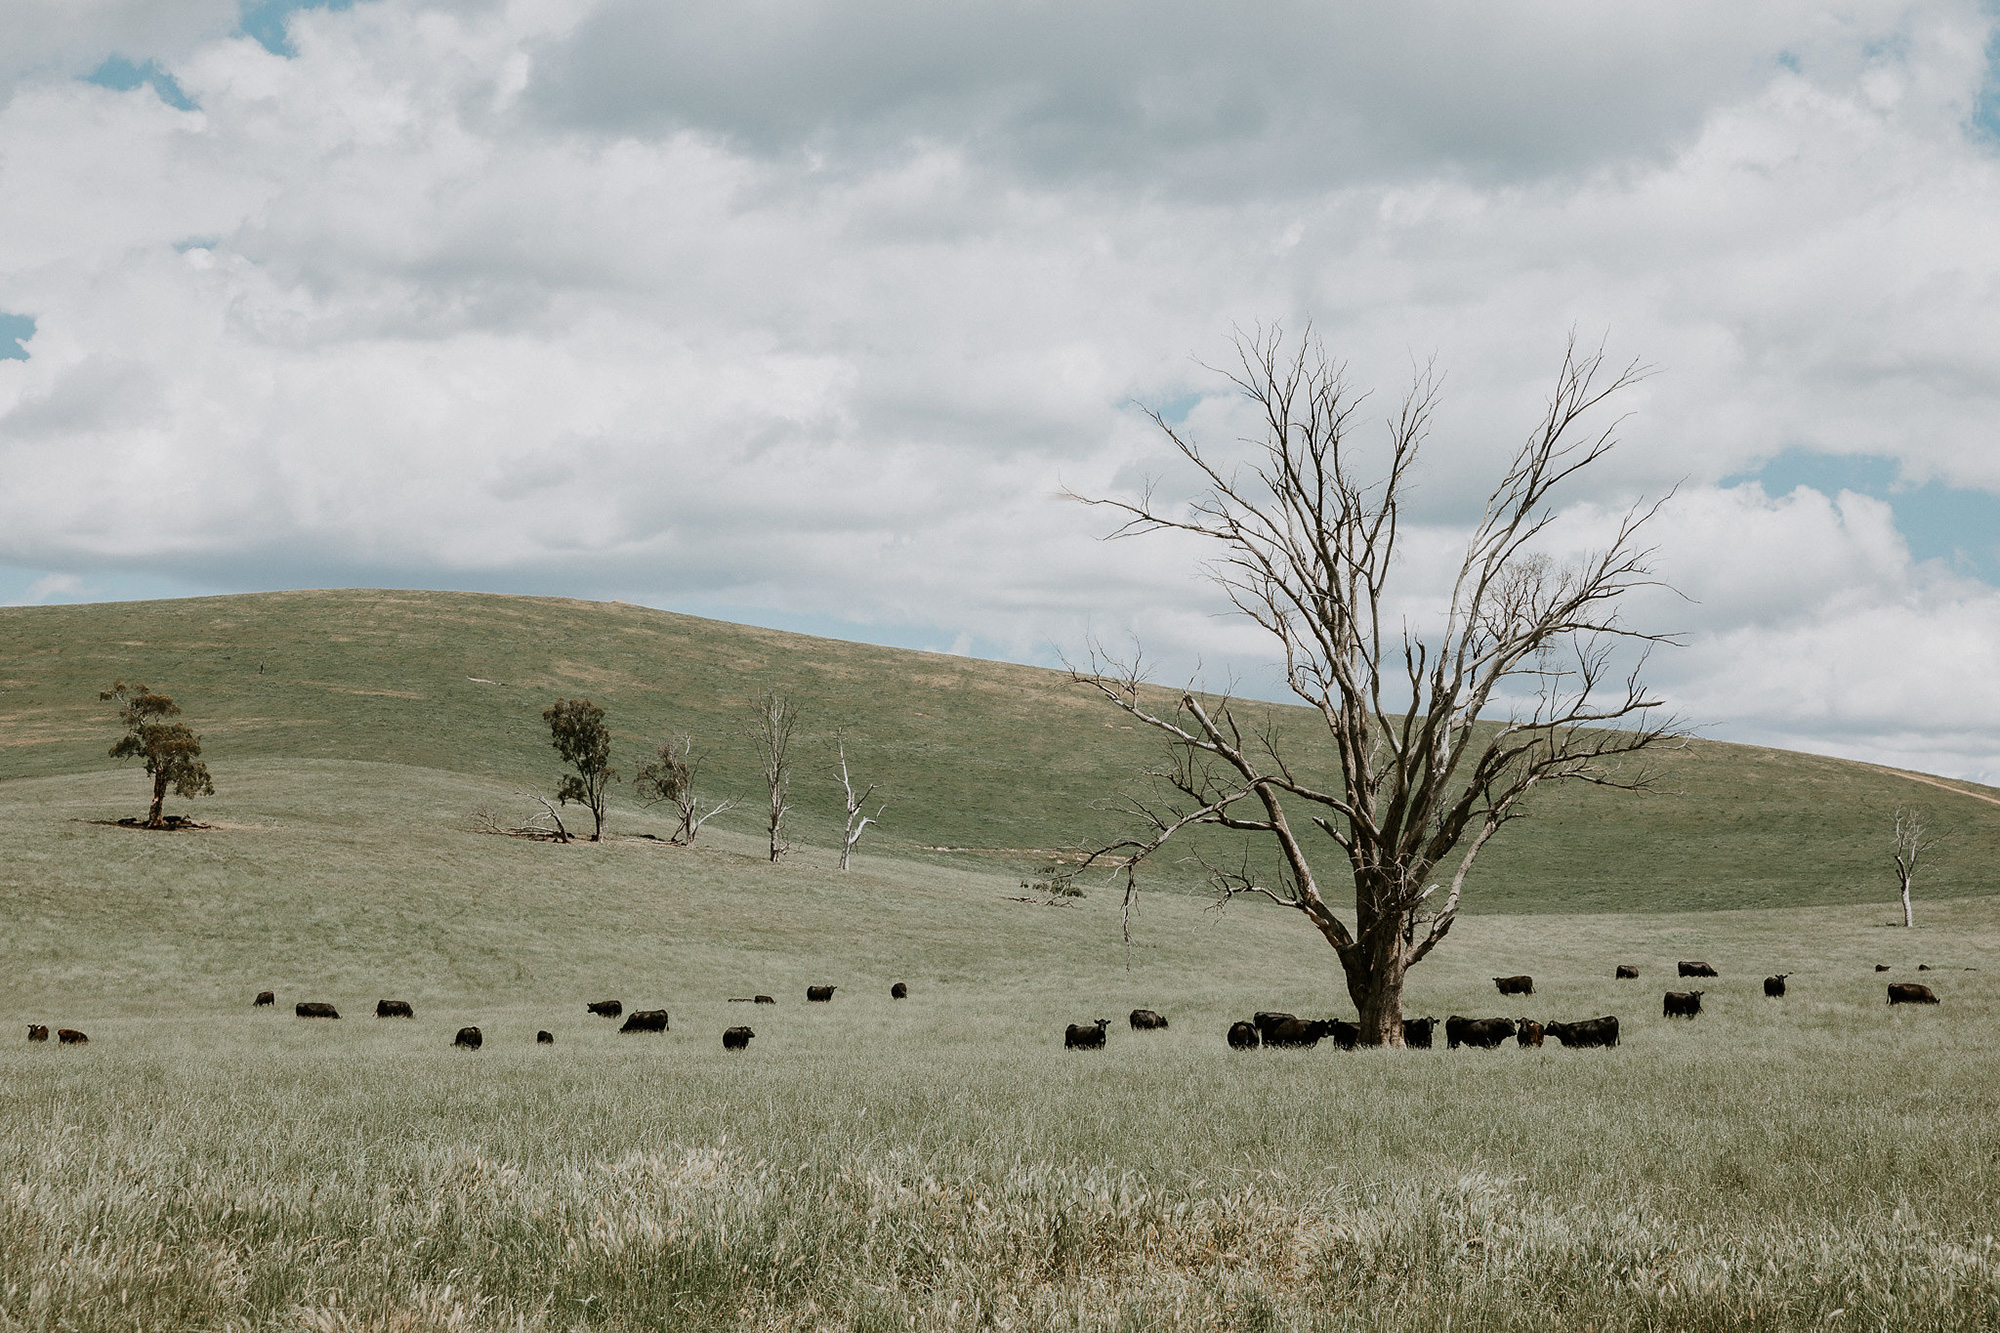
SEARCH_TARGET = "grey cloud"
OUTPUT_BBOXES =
[525,0,1834,195]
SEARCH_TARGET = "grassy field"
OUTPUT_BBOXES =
[4,592,2000,1329]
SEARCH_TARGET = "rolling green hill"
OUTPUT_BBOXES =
[1,587,1995,914]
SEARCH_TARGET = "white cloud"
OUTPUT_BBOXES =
[1,0,1999,775]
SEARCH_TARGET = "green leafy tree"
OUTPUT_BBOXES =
[101,681,215,828]
[544,698,617,841]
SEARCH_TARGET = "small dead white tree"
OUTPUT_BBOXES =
[831,731,886,871]
[750,691,800,863]
[1069,326,1681,1047]
[633,734,737,846]
[1892,805,1940,928]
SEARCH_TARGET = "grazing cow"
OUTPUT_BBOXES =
[1663,990,1704,1018]
[1252,1011,1296,1039]
[57,1028,88,1044]
[453,1026,483,1050]
[1918,964,1932,971]
[1401,1016,1436,1049]
[1888,983,1939,1005]
[1065,1019,1110,1049]
[1129,1009,1169,1031]
[1493,975,1534,997]
[1265,1017,1341,1048]
[723,1026,755,1051]
[27,1024,48,1042]
[254,990,275,1007]
[1516,1019,1545,1048]
[1227,1020,1261,1049]
[536,1030,554,1045]
[1677,961,1718,978]
[1544,1016,1619,1048]
[1764,974,1789,998]
[806,986,837,1002]
[1874,964,1890,972]
[620,1009,670,1033]
[295,1002,340,1019]
[587,1000,622,1018]
[1324,1019,1360,1050]
[891,983,909,1000]
[1445,1016,1515,1049]
[754,995,775,1005]
[376,999,414,1018]
[1615,965,1639,980]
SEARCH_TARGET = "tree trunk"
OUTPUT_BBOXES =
[146,772,168,828]
[1344,890,1409,1047]
[1901,876,1914,927]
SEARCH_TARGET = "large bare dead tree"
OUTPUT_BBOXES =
[1069,327,1681,1047]
[1892,806,1940,928]
[750,692,800,863]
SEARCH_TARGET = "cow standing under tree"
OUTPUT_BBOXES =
[101,682,214,828]
[1068,329,1680,1046]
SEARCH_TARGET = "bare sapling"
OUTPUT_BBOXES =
[831,730,886,870]
[750,692,800,863]
[1067,326,1681,1046]
[1892,806,1940,927]
[633,734,737,846]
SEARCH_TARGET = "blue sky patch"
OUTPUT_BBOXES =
[83,57,197,111]
[1976,24,2000,144]
[239,0,360,57]
[0,313,35,361]
[1724,448,2000,582]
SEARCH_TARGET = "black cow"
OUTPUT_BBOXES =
[1663,990,1704,1018]
[891,983,909,999]
[723,1026,755,1051]
[1252,1011,1295,1039]
[254,990,275,1007]
[453,1026,483,1050]
[1493,975,1534,996]
[536,1030,554,1044]
[1264,1017,1340,1048]
[1323,1019,1359,1050]
[1614,965,1639,980]
[27,1024,48,1042]
[1065,1019,1110,1049]
[754,995,776,1005]
[1888,983,1939,1005]
[1545,1016,1619,1048]
[1918,964,1933,971]
[620,1009,669,1033]
[1445,1016,1515,1049]
[376,999,414,1018]
[1874,964,1890,972]
[1227,1020,1261,1049]
[587,1000,622,1018]
[1401,1016,1436,1049]
[1129,1009,1168,1030]
[1764,974,1789,998]
[57,1028,88,1044]
[1677,961,1718,978]
[806,986,837,1003]
[295,1002,340,1019]
[1516,1019,1545,1047]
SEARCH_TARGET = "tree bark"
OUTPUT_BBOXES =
[1901,876,1914,928]
[147,771,168,828]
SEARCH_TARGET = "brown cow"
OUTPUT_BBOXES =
[620,1009,669,1033]
[1888,983,1939,1005]
[26,1024,48,1042]
[453,1026,483,1049]
[806,986,837,1002]
[1614,965,1639,980]
[1227,1020,1260,1049]
[1516,1019,1545,1047]
[1065,1019,1109,1049]
[723,1026,755,1051]
[1663,990,1703,1018]
[57,1029,87,1044]
[295,1002,340,1019]
[891,983,909,999]
[1129,1009,1169,1030]
[254,990,275,1007]
[376,999,414,1018]
[1493,975,1534,996]
[587,1000,622,1018]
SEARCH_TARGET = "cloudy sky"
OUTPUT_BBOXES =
[4,0,2000,779]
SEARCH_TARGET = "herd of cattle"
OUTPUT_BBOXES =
[1062,959,1947,1051]
[19,963,1949,1051]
